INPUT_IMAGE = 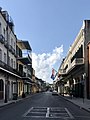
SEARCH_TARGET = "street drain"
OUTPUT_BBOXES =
[23,107,74,119]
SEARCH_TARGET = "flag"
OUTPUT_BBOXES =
[51,68,55,80]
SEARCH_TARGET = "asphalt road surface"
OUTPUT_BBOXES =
[0,91,90,120]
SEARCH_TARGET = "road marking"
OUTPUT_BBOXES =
[46,107,50,117]
[23,107,74,119]
[22,107,33,117]
[65,108,74,119]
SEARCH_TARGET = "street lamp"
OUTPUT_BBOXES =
[4,80,7,103]
[4,73,9,103]
[82,73,86,103]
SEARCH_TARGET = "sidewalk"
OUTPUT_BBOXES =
[0,94,32,108]
[61,95,90,112]
[0,100,16,108]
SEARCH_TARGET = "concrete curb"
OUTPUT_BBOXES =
[59,95,90,113]
[0,101,16,108]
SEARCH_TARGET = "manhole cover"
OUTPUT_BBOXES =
[23,107,74,119]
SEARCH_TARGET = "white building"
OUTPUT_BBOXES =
[0,9,20,102]
[56,20,90,99]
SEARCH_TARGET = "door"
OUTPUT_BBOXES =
[0,79,4,99]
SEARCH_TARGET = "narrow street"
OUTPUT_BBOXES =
[0,92,90,120]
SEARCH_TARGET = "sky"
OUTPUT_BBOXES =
[0,0,90,83]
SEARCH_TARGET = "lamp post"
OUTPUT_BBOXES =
[4,74,8,103]
[82,73,86,103]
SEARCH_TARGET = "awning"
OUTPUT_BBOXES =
[17,40,32,50]
[0,67,21,78]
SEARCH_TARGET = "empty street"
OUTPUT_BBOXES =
[0,92,90,120]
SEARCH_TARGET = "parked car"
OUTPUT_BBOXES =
[52,90,58,95]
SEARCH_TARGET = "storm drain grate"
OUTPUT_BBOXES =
[23,107,74,119]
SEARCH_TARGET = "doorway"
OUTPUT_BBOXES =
[0,79,4,99]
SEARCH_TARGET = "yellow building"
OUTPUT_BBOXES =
[17,40,32,97]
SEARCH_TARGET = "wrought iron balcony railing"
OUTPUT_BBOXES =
[0,60,19,76]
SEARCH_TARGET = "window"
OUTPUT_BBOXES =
[3,28,5,38]
[14,42,15,49]
[11,58,13,68]
[14,42,16,54]
[14,61,15,69]
[8,56,10,66]
[0,49,2,61]
[4,52,6,63]
[11,38,13,46]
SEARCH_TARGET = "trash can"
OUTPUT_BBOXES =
[22,92,25,98]
[13,93,17,100]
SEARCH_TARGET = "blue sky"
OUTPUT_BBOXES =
[0,0,90,83]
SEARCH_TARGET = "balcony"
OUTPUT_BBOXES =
[28,54,32,63]
[21,71,33,84]
[17,40,32,51]
[17,54,32,65]
[0,34,5,44]
[27,73,31,78]
[17,65,31,78]
[65,58,84,74]
[59,58,84,76]
[21,71,32,78]
[58,69,66,75]
[21,72,26,77]
[71,58,84,67]
[0,60,20,76]
[17,40,32,64]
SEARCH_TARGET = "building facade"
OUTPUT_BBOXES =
[56,20,90,99]
[0,8,33,102]
[0,9,20,102]
[17,40,32,96]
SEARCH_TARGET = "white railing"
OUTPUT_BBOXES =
[59,69,66,75]
[71,58,84,67]
[59,58,84,75]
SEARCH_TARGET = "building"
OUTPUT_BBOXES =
[56,20,90,99]
[0,8,33,102]
[0,9,20,102]
[17,40,32,96]
[31,68,38,93]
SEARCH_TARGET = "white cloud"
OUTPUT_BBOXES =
[32,45,63,83]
